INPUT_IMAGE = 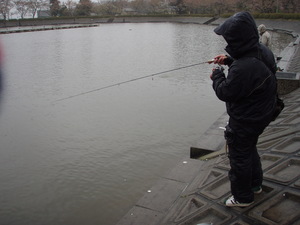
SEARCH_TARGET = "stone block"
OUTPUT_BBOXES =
[163,157,208,183]
[178,206,234,225]
[164,194,208,224]
[264,157,300,184]
[199,176,231,200]
[248,190,300,225]
[260,154,285,171]
[136,178,188,213]
[116,206,163,225]
[272,136,300,154]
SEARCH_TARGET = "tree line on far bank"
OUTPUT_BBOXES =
[1,0,299,20]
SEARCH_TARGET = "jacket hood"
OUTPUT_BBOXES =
[214,12,259,58]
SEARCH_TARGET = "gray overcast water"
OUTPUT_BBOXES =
[0,23,293,225]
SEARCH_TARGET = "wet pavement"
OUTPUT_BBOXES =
[116,18,300,225]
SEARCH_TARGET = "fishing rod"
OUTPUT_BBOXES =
[55,59,215,102]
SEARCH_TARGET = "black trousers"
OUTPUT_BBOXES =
[225,119,265,203]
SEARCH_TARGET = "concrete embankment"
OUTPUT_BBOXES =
[0,23,98,34]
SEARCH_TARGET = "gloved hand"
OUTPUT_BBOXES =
[210,65,224,80]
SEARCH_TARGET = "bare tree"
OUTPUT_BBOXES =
[148,0,161,13]
[0,0,14,19]
[14,0,30,18]
[75,0,92,16]
[213,0,228,15]
[253,0,276,12]
[28,0,48,18]
[50,0,60,16]
[99,1,121,15]
[281,0,299,13]
[130,0,149,14]
[63,0,76,16]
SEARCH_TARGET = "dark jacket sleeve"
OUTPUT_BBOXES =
[212,63,251,102]
[224,56,234,66]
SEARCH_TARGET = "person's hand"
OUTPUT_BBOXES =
[210,66,224,80]
[210,54,228,65]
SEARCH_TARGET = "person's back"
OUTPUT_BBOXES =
[224,54,276,125]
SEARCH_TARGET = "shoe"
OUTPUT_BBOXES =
[224,195,253,207]
[252,186,262,194]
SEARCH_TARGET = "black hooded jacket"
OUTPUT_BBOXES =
[212,12,277,125]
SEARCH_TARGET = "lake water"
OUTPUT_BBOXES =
[0,23,293,225]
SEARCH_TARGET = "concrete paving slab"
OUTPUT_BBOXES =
[191,134,225,152]
[272,136,300,153]
[182,165,226,196]
[228,219,251,225]
[257,137,286,151]
[116,206,164,225]
[199,168,227,187]
[264,157,300,184]
[163,157,209,183]
[294,178,300,188]
[281,113,300,124]
[161,194,209,224]
[136,178,188,213]
[215,157,231,171]
[178,206,234,225]
[260,153,285,170]
[248,190,300,225]
[199,176,230,200]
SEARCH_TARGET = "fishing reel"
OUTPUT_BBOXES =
[208,58,225,72]
[210,64,225,80]
[213,64,225,72]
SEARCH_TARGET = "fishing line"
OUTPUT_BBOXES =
[54,59,214,102]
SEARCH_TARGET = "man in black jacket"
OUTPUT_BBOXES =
[210,12,277,207]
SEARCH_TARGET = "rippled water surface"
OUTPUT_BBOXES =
[0,23,293,225]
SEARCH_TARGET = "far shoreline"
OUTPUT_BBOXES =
[1,15,300,34]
